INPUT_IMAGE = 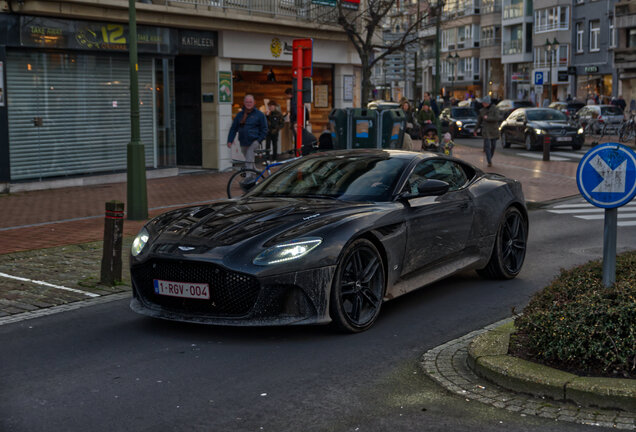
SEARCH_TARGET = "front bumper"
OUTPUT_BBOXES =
[130,258,336,326]
[537,133,584,147]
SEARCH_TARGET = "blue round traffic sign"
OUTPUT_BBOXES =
[576,142,636,208]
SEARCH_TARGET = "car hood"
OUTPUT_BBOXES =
[146,197,378,251]
[528,120,575,129]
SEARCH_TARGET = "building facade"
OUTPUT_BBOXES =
[614,0,636,107]
[0,1,360,191]
[572,0,618,103]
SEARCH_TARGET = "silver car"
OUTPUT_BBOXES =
[575,105,624,134]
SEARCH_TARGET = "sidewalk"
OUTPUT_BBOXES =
[0,144,580,255]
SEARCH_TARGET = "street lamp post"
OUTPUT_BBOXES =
[543,38,559,162]
[447,52,459,102]
[433,0,443,135]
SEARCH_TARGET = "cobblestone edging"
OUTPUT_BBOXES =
[419,318,636,430]
[0,292,130,327]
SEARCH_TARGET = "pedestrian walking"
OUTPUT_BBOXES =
[475,96,500,167]
[265,100,284,160]
[227,94,268,170]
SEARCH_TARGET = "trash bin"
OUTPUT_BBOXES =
[328,108,349,150]
[349,108,379,149]
[379,109,405,149]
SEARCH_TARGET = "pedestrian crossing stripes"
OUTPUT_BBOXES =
[547,201,636,227]
[517,151,586,162]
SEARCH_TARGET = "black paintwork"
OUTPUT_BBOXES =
[130,150,526,326]
[439,107,479,137]
[499,108,584,150]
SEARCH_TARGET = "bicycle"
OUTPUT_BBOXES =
[580,117,606,142]
[226,148,300,198]
[619,112,636,143]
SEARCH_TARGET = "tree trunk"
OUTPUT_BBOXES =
[360,54,372,106]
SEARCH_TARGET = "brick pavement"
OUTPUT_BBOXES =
[0,145,580,255]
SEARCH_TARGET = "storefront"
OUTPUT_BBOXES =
[575,66,613,103]
[507,63,532,100]
[0,15,217,184]
[220,31,359,156]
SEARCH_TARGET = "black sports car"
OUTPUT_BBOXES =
[130,150,528,332]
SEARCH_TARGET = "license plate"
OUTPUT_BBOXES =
[153,279,210,299]
[556,136,572,141]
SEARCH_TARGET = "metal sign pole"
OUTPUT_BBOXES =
[602,208,617,287]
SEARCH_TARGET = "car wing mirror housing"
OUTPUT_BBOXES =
[400,179,450,200]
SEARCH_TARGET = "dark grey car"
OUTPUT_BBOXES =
[500,108,584,151]
[130,150,528,332]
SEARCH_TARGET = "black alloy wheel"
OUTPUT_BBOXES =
[477,206,528,280]
[330,239,385,333]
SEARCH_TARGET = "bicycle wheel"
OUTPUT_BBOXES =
[619,123,628,142]
[227,169,260,198]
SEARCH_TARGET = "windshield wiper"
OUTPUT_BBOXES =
[291,194,340,200]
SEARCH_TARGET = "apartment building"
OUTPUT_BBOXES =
[480,0,504,99]
[572,0,618,102]
[532,1,572,105]
[501,0,533,99]
[0,1,359,188]
[614,0,636,106]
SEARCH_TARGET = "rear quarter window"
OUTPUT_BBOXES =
[601,106,623,115]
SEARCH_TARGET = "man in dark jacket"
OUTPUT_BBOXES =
[266,100,284,160]
[227,94,268,170]
[475,96,500,167]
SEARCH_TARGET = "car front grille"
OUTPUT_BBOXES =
[132,258,260,316]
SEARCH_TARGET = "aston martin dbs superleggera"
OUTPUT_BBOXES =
[130,149,528,332]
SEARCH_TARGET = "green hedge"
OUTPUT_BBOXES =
[513,251,636,378]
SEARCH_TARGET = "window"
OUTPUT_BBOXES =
[576,22,584,52]
[609,16,616,48]
[630,29,636,48]
[589,20,600,52]
[535,6,569,32]
[404,159,470,193]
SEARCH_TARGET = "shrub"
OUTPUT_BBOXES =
[512,251,636,378]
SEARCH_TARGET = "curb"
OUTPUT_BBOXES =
[468,323,636,412]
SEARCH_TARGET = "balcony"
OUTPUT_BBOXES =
[503,4,524,19]
[535,22,568,33]
[480,37,501,47]
[614,47,636,65]
[503,39,522,55]
[158,0,338,21]
[481,1,502,14]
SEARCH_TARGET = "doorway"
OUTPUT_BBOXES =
[175,55,202,166]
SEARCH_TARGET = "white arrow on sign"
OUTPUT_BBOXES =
[591,155,627,193]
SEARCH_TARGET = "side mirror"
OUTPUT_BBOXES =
[400,179,450,200]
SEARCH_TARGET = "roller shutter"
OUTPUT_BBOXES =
[7,51,155,181]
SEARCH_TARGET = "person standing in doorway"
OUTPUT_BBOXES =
[227,94,268,170]
[265,100,284,161]
[475,96,500,167]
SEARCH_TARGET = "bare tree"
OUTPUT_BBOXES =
[316,0,430,105]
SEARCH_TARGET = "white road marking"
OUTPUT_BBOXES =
[0,272,100,298]
[552,202,636,209]
[619,221,636,226]
[575,212,636,220]
[517,152,569,161]
[551,151,585,159]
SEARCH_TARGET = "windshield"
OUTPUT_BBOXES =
[452,108,477,118]
[513,101,534,108]
[601,106,623,115]
[526,109,567,121]
[249,153,409,202]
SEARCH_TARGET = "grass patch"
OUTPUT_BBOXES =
[511,251,636,379]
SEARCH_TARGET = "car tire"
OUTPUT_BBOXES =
[524,134,534,151]
[330,238,385,333]
[477,206,528,280]
[501,132,511,148]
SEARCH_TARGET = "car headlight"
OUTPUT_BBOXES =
[253,237,322,266]
[455,120,463,127]
[535,129,545,135]
[131,227,150,257]
[577,127,584,134]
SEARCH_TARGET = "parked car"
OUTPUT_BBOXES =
[130,149,528,333]
[439,107,479,137]
[496,99,535,119]
[367,100,401,110]
[574,105,625,134]
[548,100,585,119]
[499,108,584,151]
